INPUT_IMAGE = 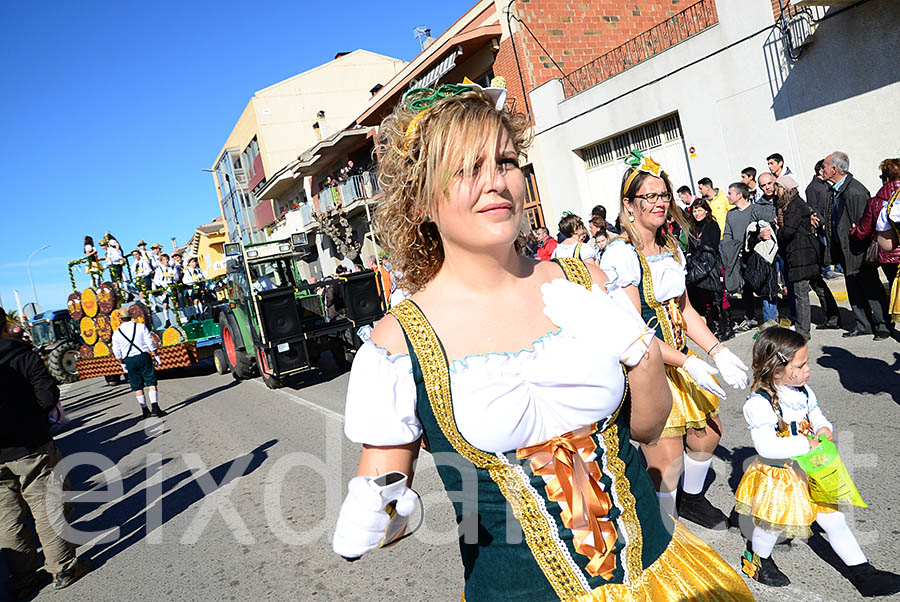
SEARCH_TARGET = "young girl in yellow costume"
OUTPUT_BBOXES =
[330,83,754,601]
[600,153,749,529]
[736,326,900,597]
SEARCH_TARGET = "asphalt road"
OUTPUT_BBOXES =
[8,303,900,601]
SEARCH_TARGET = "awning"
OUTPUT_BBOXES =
[256,128,370,200]
[412,48,462,89]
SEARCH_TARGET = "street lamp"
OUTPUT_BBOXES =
[203,168,250,242]
[27,244,50,304]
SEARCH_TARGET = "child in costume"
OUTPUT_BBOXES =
[736,327,900,597]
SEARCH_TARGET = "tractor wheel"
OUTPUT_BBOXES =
[219,314,255,380]
[48,341,80,384]
[257,349,283,389]
[213,348,230,375]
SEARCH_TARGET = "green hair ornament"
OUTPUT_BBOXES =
[402,84,470,113]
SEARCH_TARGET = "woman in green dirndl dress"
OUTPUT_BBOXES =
[331,83,754,601]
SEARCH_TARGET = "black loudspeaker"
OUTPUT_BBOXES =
[257,289,301,340]
[343,271,385,325]
[272,340,309,373]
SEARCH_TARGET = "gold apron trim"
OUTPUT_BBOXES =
[598,414,643,582]
[389,299,590,600]
[554,257,594,290]
[634,249,682,349]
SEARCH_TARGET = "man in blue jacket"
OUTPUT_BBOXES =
[0,307,93,599]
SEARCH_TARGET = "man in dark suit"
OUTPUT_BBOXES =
[824,151,890,339]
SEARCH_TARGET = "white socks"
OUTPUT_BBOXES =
[136,394,146,408]
[752,511,867,567]
[148,390,158,406]
[751,526,779,558]
[657,490,677,519]
[816,511,867,566]
[682,453,712,495]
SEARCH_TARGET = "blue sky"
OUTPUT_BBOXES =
[0,0,467,315]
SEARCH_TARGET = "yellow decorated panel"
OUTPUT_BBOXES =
[81,287,99,318]
[80,316,98,345]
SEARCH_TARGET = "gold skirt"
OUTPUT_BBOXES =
[889,275,900,323]
[734,459,836,538]
[462,522,754,602]
[661,357,720,437]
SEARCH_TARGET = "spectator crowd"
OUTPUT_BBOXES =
[527,151,900,342]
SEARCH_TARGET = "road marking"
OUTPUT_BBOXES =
[248,379,345,423]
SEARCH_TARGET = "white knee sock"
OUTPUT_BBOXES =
[148,390,158,406]
[136,394,146,408]
[682,453,712,495]
[815,511,867,566]
[657,490,677,519]
[752,526,780,559]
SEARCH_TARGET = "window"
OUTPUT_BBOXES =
[580,115,679,170]
[472,69,495,89]
[581,140,614,169]
[661,115,682,142]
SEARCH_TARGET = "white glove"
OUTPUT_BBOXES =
[332,476,417,560]
[541,279,654,367]
[153,354,162,367]
[712,347,749,389]
[120,362,128,374]
[683,356,726,398]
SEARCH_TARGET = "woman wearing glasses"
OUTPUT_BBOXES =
[599,153,750,530]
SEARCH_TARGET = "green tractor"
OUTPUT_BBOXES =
[29,310,81,384]
[217,234,384,389]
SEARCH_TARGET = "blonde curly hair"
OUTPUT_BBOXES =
[374,88,531,292]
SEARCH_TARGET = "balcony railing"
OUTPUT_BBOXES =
[314,170,381,214]
[564,0,719,98]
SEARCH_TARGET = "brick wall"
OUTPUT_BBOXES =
[493,0,697,111]
[769,0,801,22]
[494,32,532,117]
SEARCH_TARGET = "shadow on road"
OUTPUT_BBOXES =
[713,445,757,495]
[281,350,349,391]
[165,380,239,414]
[817,346,900,405]
[75,439,276,568]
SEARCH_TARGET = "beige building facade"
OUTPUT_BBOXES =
[211,50,406,243]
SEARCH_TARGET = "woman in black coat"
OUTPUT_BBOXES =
[776,181,840,339]
[685,199,729,338]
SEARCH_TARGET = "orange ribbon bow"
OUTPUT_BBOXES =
[517,425,619,580]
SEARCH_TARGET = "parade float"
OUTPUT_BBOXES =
[66,255,223,380]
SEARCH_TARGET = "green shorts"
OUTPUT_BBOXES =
[124,353,157,391]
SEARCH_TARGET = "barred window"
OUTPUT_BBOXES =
[581,114,680,170]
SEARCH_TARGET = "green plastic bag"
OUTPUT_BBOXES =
[793,434,867,508]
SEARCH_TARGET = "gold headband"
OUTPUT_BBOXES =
[622,152,663,197]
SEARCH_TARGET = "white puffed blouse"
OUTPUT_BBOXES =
[344,325,631,454]
[599,240,687,302]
